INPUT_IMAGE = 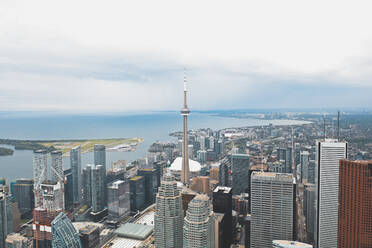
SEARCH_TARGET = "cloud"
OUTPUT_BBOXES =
[0,0,372,112]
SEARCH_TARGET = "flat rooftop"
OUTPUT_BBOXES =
[106,237,142,248]
[214,186,232,193]
[135,210,154,226]
[114,223,153,240]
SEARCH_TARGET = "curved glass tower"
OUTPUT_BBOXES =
[51,212,82,248]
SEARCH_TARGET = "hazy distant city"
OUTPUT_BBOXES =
[1,1,372,248]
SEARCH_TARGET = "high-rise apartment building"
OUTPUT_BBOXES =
[70,146,82,204]
[299,151,310,184]
[33,150,48,207]
[32,207,60,248]
[154,174,184,248]
[12,179,34,218]
[315,139,347,248]
[107,180,130,220]
[94,144,106,166]
[82,165,93,207]
[40,181,64,211]
[91,164,105,213]
[183,194,215,248]
[63,169,73,210]
[51,150,64,183]
[338,159,372,248]
[251,172,296,248]
[212,186,232,248]
[231,154,250,195]
[0,191,13,248]
[51,212,82,248]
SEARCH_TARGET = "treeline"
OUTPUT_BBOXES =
[0,139,56,153]
[0,147,14,156]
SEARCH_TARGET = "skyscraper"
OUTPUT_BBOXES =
[315,139,347,248]
[40,181,64,211]
[183,194,215,248]
[107,180,130,220]
[51,150,64,184]
[299,151,310,184]
[129,176,145,212]
[0,191,13,248]
[82,165,93,207]
[251,172,296,248]
[63,169,73,210]
[94,144,106,166]
[91,164,105,213]
[303,183,316,244]
[137,168,156,206]
[51,212,82,248]
[5,233,28,248]
[154,174,184,248]
[231,154,250,195]
[70,146,82,204]
[12,179,34,218]
[181,73,190,185]
[33,150,48,207]
[212,186,232,248]
[337,159,372,248]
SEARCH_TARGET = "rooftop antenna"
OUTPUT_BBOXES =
[337,111,340,141]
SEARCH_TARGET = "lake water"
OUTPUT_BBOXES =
[0,112,309,181]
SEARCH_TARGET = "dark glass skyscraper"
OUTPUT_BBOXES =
[70,146,82,204]
[213,186,232,248]
[129,176,145,212]
[231,154,250,195]
[94,144,106,167]
[137,168,156,206]
[51,212,82,248]
[0,191,13,248]
[12,179,34,218]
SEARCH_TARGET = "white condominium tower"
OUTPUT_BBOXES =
[154,174,184,248]
[251,172,295,248]
[315,139,347,248]
[183,194,215,248]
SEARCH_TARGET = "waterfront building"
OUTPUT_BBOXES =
[63,169,73,210]
[180,74,191,185]
[272,240,313,248]
[91,164,106,213]
[33,150,48,207]
[231,154,250,195]
[94,144,106,166]
[70,146,82,204]
[212,186,232,248]
[5,233,28,248]
[251,172,295,248]
[338,159,372,248]
[315,139,347,248]
[183,194,215,248]
[107,180,130,220]
[129,176,145,212]
[51,212,82,248]
[137,169,156,206]
[12,179,34,218]
[154,174,184,248]
[0,191,13,248]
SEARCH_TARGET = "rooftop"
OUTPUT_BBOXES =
[273,240,313,247]
[135,210,155,226]
[106,237,142,248]
[214,186,232,193]
[130,176,143,181]
[114,223,153,240]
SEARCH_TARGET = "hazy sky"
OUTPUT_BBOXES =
[1,0,372,113]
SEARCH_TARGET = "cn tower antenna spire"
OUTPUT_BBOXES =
[181,68,190,185]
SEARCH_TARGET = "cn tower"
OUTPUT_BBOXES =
[181,72,190,185]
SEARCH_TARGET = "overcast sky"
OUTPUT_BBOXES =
[1,0,372,113]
